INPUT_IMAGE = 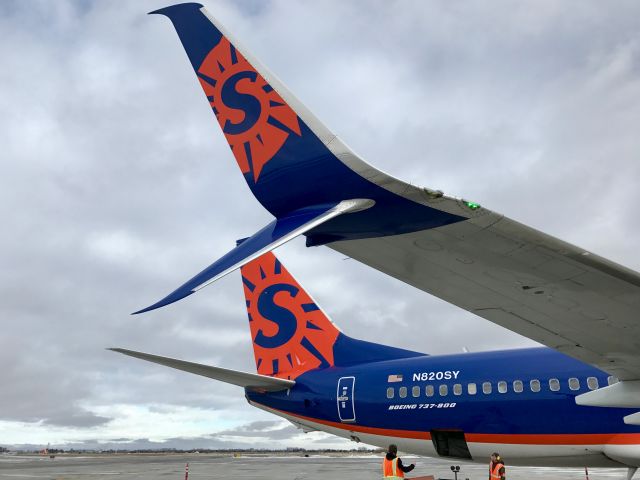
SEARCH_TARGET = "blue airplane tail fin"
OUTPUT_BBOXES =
[240,250,425,380]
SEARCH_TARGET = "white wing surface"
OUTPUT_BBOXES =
[330,208,640,380]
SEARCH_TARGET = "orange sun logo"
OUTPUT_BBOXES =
[241,252,339,380]
[196,38,301,183]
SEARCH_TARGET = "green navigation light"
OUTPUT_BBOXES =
[464,201,481,210]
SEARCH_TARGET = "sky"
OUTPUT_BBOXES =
[1,0,639,451]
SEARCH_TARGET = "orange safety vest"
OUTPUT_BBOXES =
[490,461,504,480]
[383,457,405,479]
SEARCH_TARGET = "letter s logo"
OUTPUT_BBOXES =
[255,283,300,349]
[220,71,261,135]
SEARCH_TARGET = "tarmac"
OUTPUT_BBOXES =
[0,453,629,479]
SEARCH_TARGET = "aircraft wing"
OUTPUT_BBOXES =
[109,348,295,392]
[142,4,640,383]
[330,213,640,381]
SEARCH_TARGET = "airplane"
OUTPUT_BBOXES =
[115,248,640,474]
[113,2,640,478]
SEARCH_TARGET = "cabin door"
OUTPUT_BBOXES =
[337,376,356,422]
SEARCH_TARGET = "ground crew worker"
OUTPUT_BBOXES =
[489,452,505,480]
[383,444,415,478]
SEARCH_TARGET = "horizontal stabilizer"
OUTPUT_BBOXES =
[133,199,373,314]
[109,348,295,392]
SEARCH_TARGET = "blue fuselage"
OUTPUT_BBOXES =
[246,347,640,466]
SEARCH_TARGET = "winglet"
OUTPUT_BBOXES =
[148,2,467,233]
[132,199,374,314]
[132,291,195,315]
[148,3,214,72]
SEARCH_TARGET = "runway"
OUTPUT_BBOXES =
[0,454,629,479]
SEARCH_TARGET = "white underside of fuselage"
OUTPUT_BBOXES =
[250,401,640,469]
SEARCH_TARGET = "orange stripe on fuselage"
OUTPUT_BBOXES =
[465,433,640,445]
[255,402,428,440]
[254,402,640,445]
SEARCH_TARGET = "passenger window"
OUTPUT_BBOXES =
[608,376,619,386]
[568,378,580,391]
[399,386,407,398]
[549,378,560,391]
[439,384,448,396]
[453,384,462,396]
[530,379,541,392]
[426,385,434,397]
[412,386,421,398]
[587,377,599,390]
[468,383,477,395]
[482,382,492,394]
[513,380,523,393]
[497,381,507,393]
[386,387,394,399]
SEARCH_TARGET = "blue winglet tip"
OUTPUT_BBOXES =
[131,290,195,315]
[131,304,160,315]
[148,3,203,16]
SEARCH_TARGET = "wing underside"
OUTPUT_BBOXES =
[331,212,640,380]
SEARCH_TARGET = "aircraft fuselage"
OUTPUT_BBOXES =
[247,347,640,467]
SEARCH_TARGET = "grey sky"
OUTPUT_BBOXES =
[1,0,639,450]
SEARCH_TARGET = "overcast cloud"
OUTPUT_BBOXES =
[1,0,639,450]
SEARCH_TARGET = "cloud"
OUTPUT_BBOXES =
[216,420,300,440]
[1,418,356,451]
[42,413,111,428]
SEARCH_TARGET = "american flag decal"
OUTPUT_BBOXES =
[388,374,403,383]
